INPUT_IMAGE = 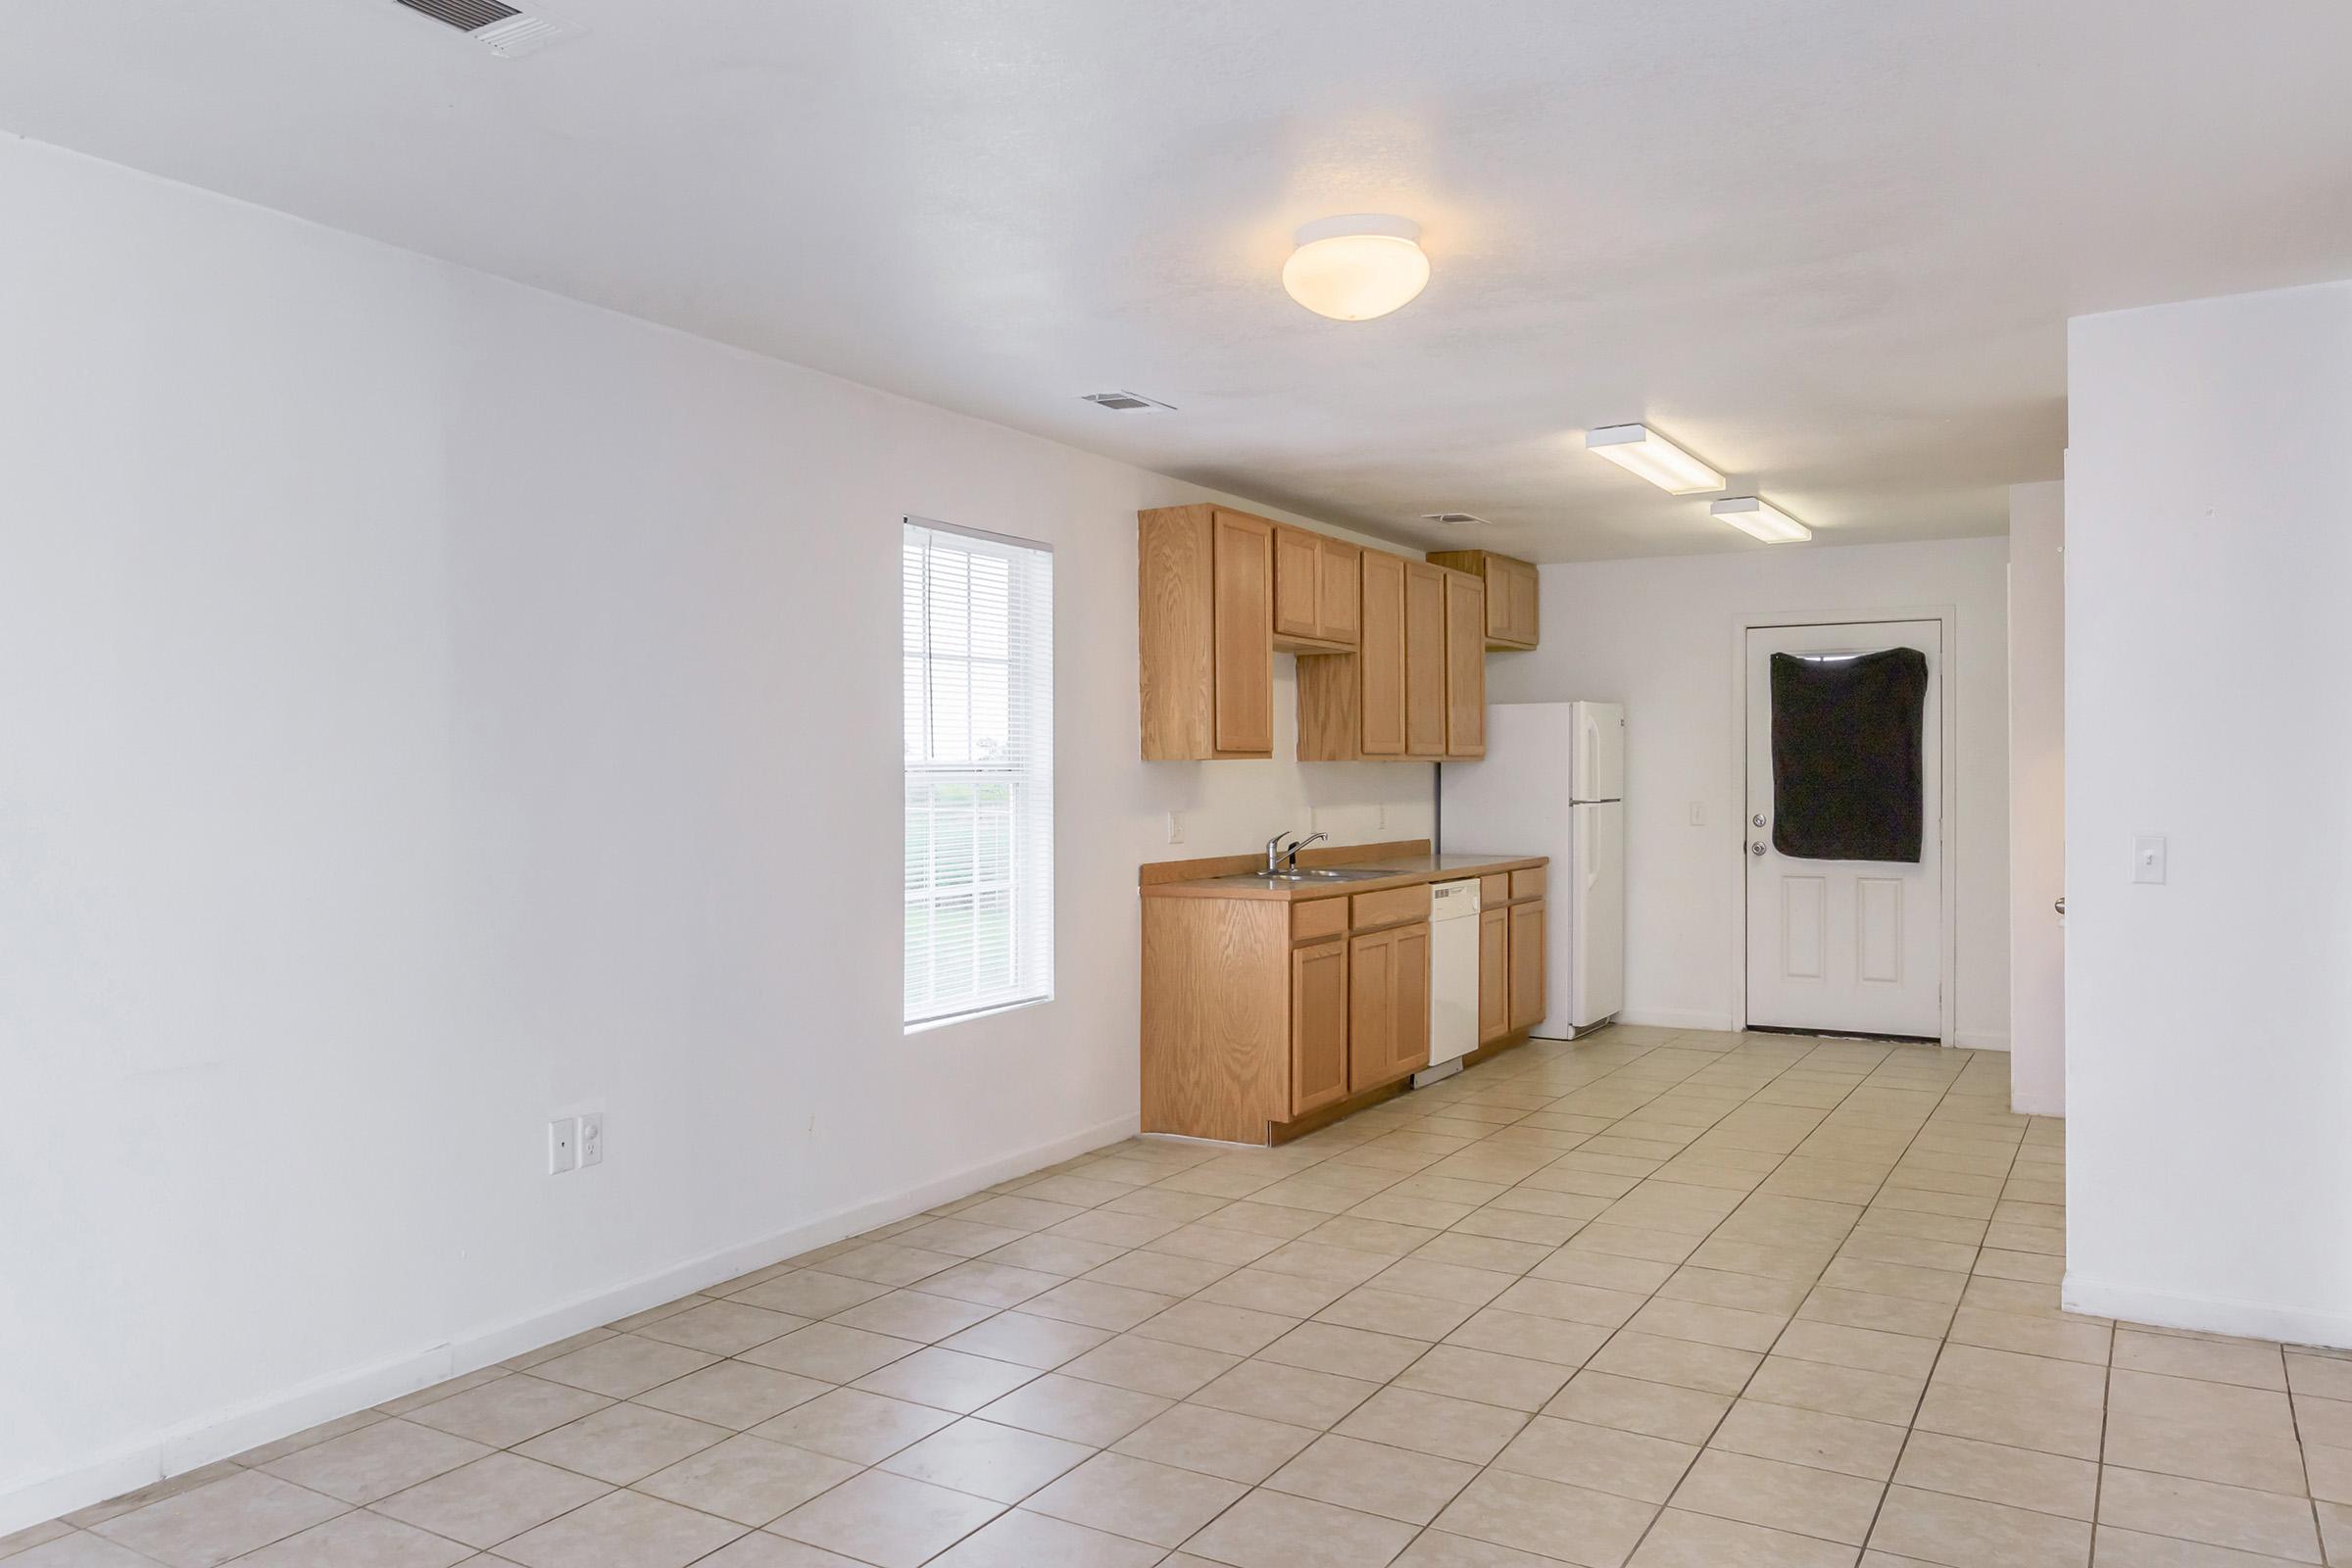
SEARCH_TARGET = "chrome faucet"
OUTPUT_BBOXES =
[1266,830,1329,873]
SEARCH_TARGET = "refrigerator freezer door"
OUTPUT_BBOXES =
[1573,703,1627,802]
[1441,704,1577,857]
[1571,800,1626,1027]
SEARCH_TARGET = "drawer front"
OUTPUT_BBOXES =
[1510,866,1547,902]
[1479,873,1509,906]
[1292,896,1349,944]
[1351,882,1433,932]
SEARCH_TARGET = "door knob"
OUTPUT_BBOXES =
[1750,842,1767,857]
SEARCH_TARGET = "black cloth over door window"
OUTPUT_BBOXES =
[1769,646,1928,862]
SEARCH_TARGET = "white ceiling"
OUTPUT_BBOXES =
[7,1,2351,561]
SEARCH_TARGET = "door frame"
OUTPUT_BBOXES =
[1727,605,1960,1047]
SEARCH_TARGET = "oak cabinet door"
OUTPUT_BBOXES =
[1211,510,1274,754]
[1316,537,1361,645]
[1478,906,1510,1044]
[1358,552,1407,757]
[1497,556,1541,647]
[1403,562,1447,758]
[1347,928,1395,1093]
[1291,937,1349,1116]
[1393,922,1431,1077]
[1508,900,1547,1032]
[1272,525,1321,641]
[1445,570,1486,758]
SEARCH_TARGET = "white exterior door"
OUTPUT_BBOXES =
[1744,620,1943,1039]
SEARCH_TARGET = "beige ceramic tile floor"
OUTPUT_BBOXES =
[15,1027,2352,1568]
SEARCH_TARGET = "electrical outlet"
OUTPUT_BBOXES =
[578,1112,604,1168]
[547,1117,577,1175]
[1689,802,1706,826]
[1165,811,1184,845]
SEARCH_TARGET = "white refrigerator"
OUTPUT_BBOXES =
[1440,702,1626,1037]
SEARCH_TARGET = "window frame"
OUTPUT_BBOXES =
[901,515,1055,1032]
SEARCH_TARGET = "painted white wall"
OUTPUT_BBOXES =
[1485,539,2012,1046]
[2064,279,2352,1348]
[2007,481,2066,1113]
[0,136,1433,1528]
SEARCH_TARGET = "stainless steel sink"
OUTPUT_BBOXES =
[1249,867,1393,883]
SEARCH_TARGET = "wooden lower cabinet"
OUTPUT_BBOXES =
[1290,937,1350,1116]
[1508,900,1547,1032]
[1349,921,1431,1091]
[1140,856,1546,1144]
[1478,906,1510,1045]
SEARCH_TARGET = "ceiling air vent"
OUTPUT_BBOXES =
[388,0,583,56]
[1081,391,1178,413]
[1422,513,1492,527]
[393,0,520,28]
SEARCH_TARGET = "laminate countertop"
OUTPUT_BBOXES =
[1139,852,1547,901]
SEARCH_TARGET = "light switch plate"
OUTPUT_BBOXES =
[1689,802,1706,826]
[548,1117,577,1174]
[2132,833,2168,884]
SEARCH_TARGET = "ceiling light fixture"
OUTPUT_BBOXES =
[1711,497,1812,543]
[1584,424,1724,494]
[1282,215,1430,321]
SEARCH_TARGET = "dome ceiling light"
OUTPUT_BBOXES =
[1282,215,1430,321]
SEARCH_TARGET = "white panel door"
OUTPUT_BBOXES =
[1744,621,1942,1039]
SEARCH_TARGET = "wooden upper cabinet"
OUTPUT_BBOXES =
[1316,537,1360,644]
[1427,549,1540,650]
[1211,511,1275,754]
[1273,526,1360,649]
[1272,526,1321,642]
[1291,937,1349,1117]
[1508,900,1547,1032]
[1138,506,1274,760]
[1356,551,1407,757]
[1444,569,1486,758]
[1403,561,1447,758]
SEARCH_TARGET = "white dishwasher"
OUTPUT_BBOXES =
[1416,879,1482,1087]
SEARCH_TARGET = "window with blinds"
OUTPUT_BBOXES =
[903,518,1055,1029]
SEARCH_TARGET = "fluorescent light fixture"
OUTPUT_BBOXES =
[1711,496,1812,543]
[1282,215,1430,321]
[1584,424,1724,494]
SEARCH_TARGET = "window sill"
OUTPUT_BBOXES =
[905,994,1054,1036]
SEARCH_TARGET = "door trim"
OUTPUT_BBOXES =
[1727,606,1960,1047]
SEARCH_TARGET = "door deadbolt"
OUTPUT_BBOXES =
[1752,813,1767,828]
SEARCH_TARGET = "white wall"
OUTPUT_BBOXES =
[1485,539,2011,1046]
[2064,279,2352,1347]
[2007,481,2066,1113]
[0,136,1432,1528]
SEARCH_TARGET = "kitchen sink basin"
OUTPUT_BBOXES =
[1248,867,1394,883]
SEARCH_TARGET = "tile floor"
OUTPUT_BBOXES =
[14,1027,2352,1567]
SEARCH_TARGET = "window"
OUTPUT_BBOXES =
[902,518,1054,1029]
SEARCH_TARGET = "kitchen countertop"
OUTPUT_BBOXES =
[1140,851,1547,901]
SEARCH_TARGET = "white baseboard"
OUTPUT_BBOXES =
[1953,1030,2012,1052]
[0,1111,1140,1538]
[1612,1007,1738,1032]
[2065,1271,2352,1351]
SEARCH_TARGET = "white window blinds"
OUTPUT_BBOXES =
[903,519,1055,1028]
